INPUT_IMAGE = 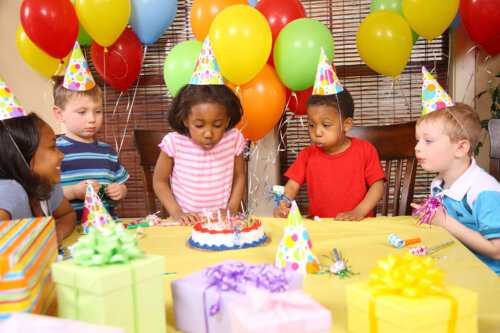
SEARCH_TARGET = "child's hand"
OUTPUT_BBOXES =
[273,200,291,218]
[410,203,448,227]
[77,180,100,198]
[105,183,126,201]
[172,212,201,225]
[335,209,365,221]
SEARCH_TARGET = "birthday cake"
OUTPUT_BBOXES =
[188,215,267,250]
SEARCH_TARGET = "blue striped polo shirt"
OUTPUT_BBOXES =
[56,135,129,222]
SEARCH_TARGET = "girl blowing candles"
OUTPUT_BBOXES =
[153,37,246,225]
[0,112,76,246]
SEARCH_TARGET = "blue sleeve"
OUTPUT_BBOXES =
[0,180,31,219]
[473,191,500,239]
[48,184,64,213]
[113,160,129,184]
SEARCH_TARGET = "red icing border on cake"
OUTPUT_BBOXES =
[193,219,262,234]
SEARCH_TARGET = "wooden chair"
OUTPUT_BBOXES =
[133,129,169,218]
[347,121,417,216]
[489,119,500,180]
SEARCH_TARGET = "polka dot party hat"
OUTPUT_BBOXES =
[80,182,113,234]
[422,66,454,115]
[189,36,225,85]
[0,77,25,120]
[63,42,95,91]
[312,47,342,96]
[275,201,320,274]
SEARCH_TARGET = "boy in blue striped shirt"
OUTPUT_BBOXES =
[52,76,129,222]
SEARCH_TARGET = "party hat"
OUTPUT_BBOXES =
[422,66,454,115]
[312,47,342,95]
[189,36,225,85]
[63,42,95,91]
[80,182,113,234]
[275,201,320,274]
[0,77,25,120]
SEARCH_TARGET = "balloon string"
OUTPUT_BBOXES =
[460,50,480,104]
[111,91,125,153]
[109,49,130,80]
[284,91,298,111]
[116,45,148,156]
[103,47,108,142]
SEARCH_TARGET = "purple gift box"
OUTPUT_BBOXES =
[171,260,303,333]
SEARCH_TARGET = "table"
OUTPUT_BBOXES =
[62,216,500,332]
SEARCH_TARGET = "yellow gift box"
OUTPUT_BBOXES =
[346,253,478,333]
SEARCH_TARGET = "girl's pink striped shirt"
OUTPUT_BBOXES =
[159,128,246,213]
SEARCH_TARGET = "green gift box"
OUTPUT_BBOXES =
[51,254,166,333]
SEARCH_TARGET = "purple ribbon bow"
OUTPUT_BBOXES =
[412,195,445,227]
[202,262,290,333]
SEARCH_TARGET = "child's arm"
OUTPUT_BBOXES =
[153,152,200,225]
[52,197,77,247]
[0,209,10,220]
[411,202,500,260]
[225,154,246,215]
[63,180,101,200]
[105,183,127,201]
[273,179,301,218]
[335,179,384,221]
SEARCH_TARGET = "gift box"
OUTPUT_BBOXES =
[0,312,125,332]
[51,254,166,333]
[229,287,331,333]
[171,260,303,333]
[346,254,478,333]
[0,217,57,320]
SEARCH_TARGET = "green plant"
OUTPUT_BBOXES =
[474,73,500,155]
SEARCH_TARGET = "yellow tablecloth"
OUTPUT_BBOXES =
[62,216,500,332]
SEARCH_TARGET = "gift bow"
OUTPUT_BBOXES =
[370,253,445,297]
[72,222,142,266]
[368,253,457,333]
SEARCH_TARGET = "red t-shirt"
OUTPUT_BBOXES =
[285,137,386,218]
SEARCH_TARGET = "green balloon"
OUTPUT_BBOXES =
[77,24,93,46]
[370,0,419,45]
[163,40,203,97]
[273,18,335,91]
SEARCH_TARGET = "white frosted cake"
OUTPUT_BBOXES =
[188,216,267,250]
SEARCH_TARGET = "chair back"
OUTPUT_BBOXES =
[347,121,417,216]
[489,119,500,180]
[133,129,170,218]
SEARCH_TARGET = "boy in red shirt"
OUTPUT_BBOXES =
[274,49,386,220]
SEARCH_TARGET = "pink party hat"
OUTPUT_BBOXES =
[312,47,342,96]
[190,36,225,85]
[275,201,320,274]
[0,77,25,120]
[422,66,454,115]
[63,42,95,91]
[80,182,113,234]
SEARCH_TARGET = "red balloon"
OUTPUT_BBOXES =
[460,0,500,46]
[256,0,306,66]
[91,28,144,92]
[286,87,313,116]
[482,36,500,56]
[20,0,78,59]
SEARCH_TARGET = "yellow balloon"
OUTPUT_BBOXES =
[16,25,70,78]
[209,5,272,85]
[356,11,413,78]
[403,0,459,41]
[75,0,131,47]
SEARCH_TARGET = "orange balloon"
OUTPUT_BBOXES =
[231,65,286,141]
[190,0,248,41]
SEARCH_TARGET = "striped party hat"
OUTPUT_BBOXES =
[0,77,25,120]
[422,66,454,115]
[275,201,320,274]
[63,42,95,91]
[312,47,342,95]
[189,36,225,85]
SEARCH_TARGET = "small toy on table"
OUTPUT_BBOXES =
[315,248,358,279]
[408,239,455,257]
[388,234,421,248]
